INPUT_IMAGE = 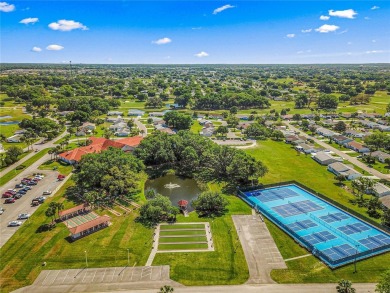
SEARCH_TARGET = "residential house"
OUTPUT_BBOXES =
[149,112,165,117]
[6,134,22,143]
[322,119,336,127]
[345,141,370,153]
[332,135,353,145]
[327,162,362,180]
[312,151,343,165]
[236,114,249,120]
[114,128,130,137]
[344,129,365,138]
[57,110,74,116]
[128,109,145,116]
[295,143,316,154]
[107,111,123,116]
[340,113,352,119]
[369,183,390,197]
[377,120,388,125]
[377,125,390,132]
[158,128,176,135]
[360,120,379,129]
[316,127,337,137]
[281,114,293,120]
[109,122,127,131]
[369,151,390,163]
[200,127,214,137]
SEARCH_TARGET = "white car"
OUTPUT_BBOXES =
[18,213,30,220]
[0,207,4,215]
[42,191,52,195]
[8,221,22,227]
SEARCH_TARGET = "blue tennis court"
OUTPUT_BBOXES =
[241,184,390,268]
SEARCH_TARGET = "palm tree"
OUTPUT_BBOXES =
[336,279,356,293]
[159,285,174,293]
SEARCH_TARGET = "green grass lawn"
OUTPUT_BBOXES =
[337,91,390,114]
[160,224,205,230]
[0,178,153,293]
[153,195,251,286]
[38,159,73,175]
[160,230,206,236]
[190,121,203,134]
[158,243,209,250]
[158,236,208,243]
[0,148,50,187]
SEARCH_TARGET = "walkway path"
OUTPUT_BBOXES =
[134,118,147,137]
[285,122,390,180]
[232,215,286,284]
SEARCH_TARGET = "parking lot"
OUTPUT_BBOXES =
[0,170,64,247]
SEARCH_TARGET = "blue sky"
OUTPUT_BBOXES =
[1,1,389,64]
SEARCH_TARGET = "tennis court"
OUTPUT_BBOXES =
[241,184,390,268]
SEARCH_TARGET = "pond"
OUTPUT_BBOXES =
[0,121,19,125]
[144,174,201,212]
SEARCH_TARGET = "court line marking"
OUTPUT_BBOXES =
[50,270,61,285]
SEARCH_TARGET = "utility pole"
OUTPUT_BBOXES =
[84,250,88,267]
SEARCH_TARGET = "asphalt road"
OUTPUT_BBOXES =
[285,122,390,180]
[0,169,63,247]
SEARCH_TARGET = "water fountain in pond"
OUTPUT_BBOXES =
[164,182,180,189]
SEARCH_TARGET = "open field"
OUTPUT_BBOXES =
[158,236,208,243]
[160,230,206,236]
[0,179,153,293]
[0,148,50,186]
[160,224,205,230]
[38,159,73,175]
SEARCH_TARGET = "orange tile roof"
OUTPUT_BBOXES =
[59,203,89,217]
[69,215,111,235]
[58,136,142,163]
[116,136,143,147]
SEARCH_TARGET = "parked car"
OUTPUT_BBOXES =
[27,181,37,186]
[31,199,40,206]
[23,186,32,190]
[8,221,22,227]
[15,183,25,188]
[58,174,66,181]
[33,196,46,204]
[0,207,4,215]
[18,213,30,219]
[42,191,52,195]
[6,190,16,195]
[2,193,13,198]
[18,190,27,194]
[14,194,23,199]
[4,198,16,204]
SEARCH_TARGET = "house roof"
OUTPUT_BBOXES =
[328,162,349,172]
[58,136,143,162]
[116,136,143,147]
[373,183,390,195]
[371,151,390,160]
[59,203,89,217]
[333,135,350,141]
[313,151,334,162]
[69,215,111,235]
[346,141,366,150]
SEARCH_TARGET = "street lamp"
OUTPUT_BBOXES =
[84,250,88,267]
[127,249,129,266]
[353,244,360,273]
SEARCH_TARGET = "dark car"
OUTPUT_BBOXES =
[34,196,46,204]
[15,183,25,188]
[14,193,23,199]
[23,186,32,190]
[4,198,16,204]
[27,181,37,185]
[18,190,27,194]
[2,193,13,198]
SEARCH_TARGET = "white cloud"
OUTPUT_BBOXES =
[192,27,202,30]
[286,34,295,38]
[0,2,15,12]
[19,17,38,24]
[372,40,376,43]
[46,44,64,51]
[213,4,235,15]
[347,42,352,45]
[194,51,209,58]
[366,50,386,54]
[152,37,172,45]
[315,24,340,33]
[364,17,370,20]
[371,6,380,10]
[31,46,42,52]
[48,19,88,31]
[301,29,312,33]
[297,50,311,54]
[320,15,330,20]
[328,9,357,19]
